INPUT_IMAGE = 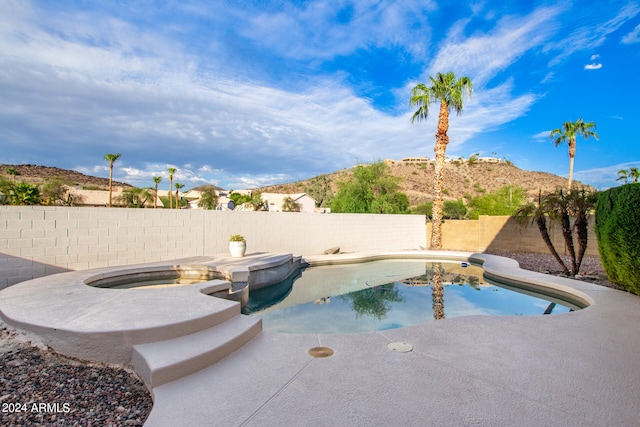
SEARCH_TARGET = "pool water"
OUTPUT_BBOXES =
[243,260,572,334]
[105,278,210,290]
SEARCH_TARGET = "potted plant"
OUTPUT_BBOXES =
[229,234,246,258]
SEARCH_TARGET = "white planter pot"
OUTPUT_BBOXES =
[229,241,246,258]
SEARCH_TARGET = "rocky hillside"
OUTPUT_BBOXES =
[2,160,582,207]
[0,164,130,189]
[258,159,581,206]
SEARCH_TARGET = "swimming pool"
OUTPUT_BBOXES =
[243,259,574,334]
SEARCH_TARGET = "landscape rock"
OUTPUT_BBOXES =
[323,247,340,254]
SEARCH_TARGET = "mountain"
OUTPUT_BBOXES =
[257,159,580,206]
[0,164,130,189]
[2,160,582,207]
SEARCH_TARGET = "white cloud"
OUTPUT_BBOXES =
[584,63,603,70]
[428,6,562,85]
[590,54,600,60]
[622,23,640,44]
[532,131,551,140]
[241,0,436,61]
[547,2,640,65]
[573,161,640,189]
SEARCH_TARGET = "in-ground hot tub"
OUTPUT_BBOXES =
[0,253,305,366]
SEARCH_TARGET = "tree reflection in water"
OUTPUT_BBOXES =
[339,283,404,320]
[429,262,446,320]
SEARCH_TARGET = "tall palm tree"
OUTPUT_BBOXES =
[152,176,162,208]
[174,182,184,209]
[629,167,640,183]
[167,167,176,209]
[104,153,121,207]
[549,119,598,189]
[410,72,473,249]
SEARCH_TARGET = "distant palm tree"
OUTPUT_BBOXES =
[629,167,640,183]
[104,153,121,207]
[616,169,630,184]
[549,119,598,189]
[174,182,184,209]
[282,196,301,212]
[152,176,162,208]
[118,187,153,208]
[410,72,473,249]
[167,167,176,209]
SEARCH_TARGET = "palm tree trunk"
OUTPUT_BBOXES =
[108,164,113,207]
[169,178,173,209]
[535,215,570,275]
[574,211,589,275]
[559,210,578,275]
[430,101,450,250]
[567,139,576,189]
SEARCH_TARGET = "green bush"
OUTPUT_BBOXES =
[330,161,409,214]
[443,199,467,219]
[467,186,526,219]
[409,199,467,219]
[595,183,640,294]
[410,202,432,216]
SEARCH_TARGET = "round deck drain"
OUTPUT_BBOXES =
[308,346,334,358]
[387,342,413,353]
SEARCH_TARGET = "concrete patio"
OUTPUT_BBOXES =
[1,251,639,426]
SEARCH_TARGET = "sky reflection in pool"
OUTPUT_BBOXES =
[243,260,571,334]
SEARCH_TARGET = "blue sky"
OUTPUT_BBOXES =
[1,0,639,191]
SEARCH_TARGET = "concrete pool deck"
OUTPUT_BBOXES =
[147,252,640,427]
[2,251,640,426]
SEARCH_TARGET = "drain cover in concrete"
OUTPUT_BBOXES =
[387,342,413,353]
[308,347,334,358]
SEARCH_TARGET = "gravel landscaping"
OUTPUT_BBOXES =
[0,252,620,426]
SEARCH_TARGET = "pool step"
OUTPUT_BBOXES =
[132,315,262,388]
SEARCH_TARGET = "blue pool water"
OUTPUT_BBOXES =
[243,260,572,334]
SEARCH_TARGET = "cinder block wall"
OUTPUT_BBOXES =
[0,207,426,288]
[429,215,599,257]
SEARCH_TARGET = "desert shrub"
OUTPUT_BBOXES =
[595,183,640,294]
[304,174,334,207]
